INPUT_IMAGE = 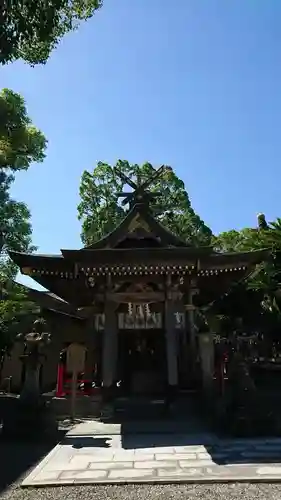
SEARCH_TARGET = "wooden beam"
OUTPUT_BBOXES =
[94,291,165,303]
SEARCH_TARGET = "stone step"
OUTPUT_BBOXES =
[114,398,166,420]
[51,396,101,418]
[112,396,205,424]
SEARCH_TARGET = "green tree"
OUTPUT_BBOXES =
[212,217,281,335]
[0,0,102,65]
[0,173,38,359]
[212,228,258,253]
[78,160,213,246]
[0,89,47,172]
[0,279,39,370]
[213,218,281,297]
[213,215,281,253]
[0,87,47,261]
[0,173,36,253]
[0,89,47,364]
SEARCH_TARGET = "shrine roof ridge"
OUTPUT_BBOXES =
[83,202,189,249]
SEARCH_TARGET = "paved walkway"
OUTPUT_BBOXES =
[22,420,281,486]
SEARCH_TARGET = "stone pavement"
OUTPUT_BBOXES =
[22,420,281,486]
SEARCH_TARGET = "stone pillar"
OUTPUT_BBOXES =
[165,299,178,389]
[102,302,118,389]
[198,332,215,397]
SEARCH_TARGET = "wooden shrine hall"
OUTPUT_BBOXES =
[7,167,269,401]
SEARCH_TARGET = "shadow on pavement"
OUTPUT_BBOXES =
[121,431,216,450]
[62,436,111,448]
[63,426,281,468]
[121,431,281,466]
[0,429,66,494]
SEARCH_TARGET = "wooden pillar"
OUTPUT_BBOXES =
[102,301,118,388]
[186,287,197,357]
[84,347,94,388]
[198,332,215,397]
[84,318,96,387]
[95,330,102,385]
[165,299,178,388]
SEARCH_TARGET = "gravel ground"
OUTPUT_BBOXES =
[2,482,281,500]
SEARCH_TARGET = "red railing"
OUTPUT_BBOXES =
[56,364,100,397]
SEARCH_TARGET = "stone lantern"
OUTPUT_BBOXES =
[2,319,57,440]
[17,319,51,403]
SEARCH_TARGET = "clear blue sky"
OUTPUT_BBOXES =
[2,0,281,289]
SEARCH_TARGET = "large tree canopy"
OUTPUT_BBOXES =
[78,160,213,247]
[0,89,47,172]
[0,0,102,65]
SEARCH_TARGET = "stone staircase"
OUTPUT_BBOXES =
[50,395,101,418]
[111,392,208,428]
[48,390,210,432]
[114,396,167,420]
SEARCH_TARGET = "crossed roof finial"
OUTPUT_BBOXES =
[114,165,171,208]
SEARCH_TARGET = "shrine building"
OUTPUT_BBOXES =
[5,167,269,403]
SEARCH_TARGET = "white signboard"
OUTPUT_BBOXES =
[66,343,86,373]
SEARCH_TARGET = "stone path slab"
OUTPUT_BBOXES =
[21,421,281,487]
